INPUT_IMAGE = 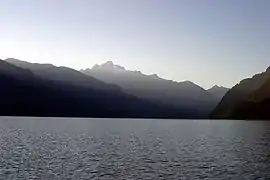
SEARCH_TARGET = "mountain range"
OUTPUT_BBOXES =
[81,61,228,117]
[1,58,228,119]
[2,58,270,120]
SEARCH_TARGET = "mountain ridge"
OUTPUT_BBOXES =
[81,61,221,117]
[5,58,122,92]
[2,58,202,118]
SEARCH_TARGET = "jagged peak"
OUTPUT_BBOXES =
[80,68,91,72]
[207,85,229,93]
[210,85,228,89]
[212,85,222,89]
[94,61,126,71]
[104,61,114,66]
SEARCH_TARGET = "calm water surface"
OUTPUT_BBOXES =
[0,117,269,180]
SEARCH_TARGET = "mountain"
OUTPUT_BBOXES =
[81,61,220,117]
[0,60,34,79]
[5,58,120,92]
[207,85,229,99]
[211,67,270,119]
[1,59,198,118]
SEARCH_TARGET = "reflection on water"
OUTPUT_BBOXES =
[0,117,269,179]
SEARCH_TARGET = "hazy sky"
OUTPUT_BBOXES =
[1,0,270,88]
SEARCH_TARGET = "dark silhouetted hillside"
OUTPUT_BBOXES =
[1,59,200,118]
[211,67,270,119]
[81,61,220,117]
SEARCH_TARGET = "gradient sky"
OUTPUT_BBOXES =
[1,0,270,88]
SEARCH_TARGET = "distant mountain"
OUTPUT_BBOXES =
[1,59,199,118]
[81,61,220,117]
[5,58,120,92]
[207,85,229,99]
[211,67,270,119]
[0,60,34,79]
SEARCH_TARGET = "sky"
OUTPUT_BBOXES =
[1,0,270,89]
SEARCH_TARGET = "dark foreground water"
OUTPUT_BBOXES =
[0,117,269,179]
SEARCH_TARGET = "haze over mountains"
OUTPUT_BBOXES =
[1,58,228,119]
[81,61,226,117]
[3,58,270,120]
[0,58,204,118]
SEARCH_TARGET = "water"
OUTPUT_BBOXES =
[0,117,269,179]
